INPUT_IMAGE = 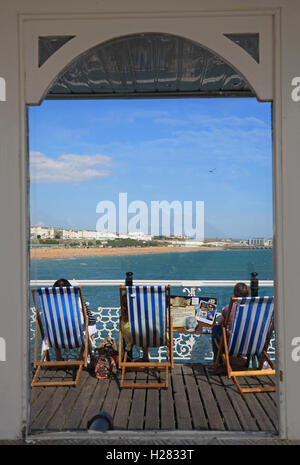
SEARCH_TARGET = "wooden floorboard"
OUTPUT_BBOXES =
[172,365,192,430]
[128,371,147,430]
[113,371,135,430]
[207,369,243,431]
[29,364,277,434]
[182,365,208,430]
[193,364,225,430]
[160,374,176,430]
[220,373,260,432]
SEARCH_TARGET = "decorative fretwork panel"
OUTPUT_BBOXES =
[30,306,275,363]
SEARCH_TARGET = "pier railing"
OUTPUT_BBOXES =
[29,279,275,363]
[30,279,274,288]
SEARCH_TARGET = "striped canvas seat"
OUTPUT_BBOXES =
[31,285,91,387]
[127,285,168,348]
[228,296,274,357]
[37,286,85,350]
[119,284,173,388]
[214,295,275,394]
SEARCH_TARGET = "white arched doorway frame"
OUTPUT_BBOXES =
[21,10,285,439]
[23,14,273,104]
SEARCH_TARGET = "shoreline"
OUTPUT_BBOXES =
[30,245,226,260]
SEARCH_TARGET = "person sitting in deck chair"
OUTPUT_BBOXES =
[120,293,149,362]
[118,285,173,389]
[211,282,249,365]
[53,278,97,358]
[31,280,93,387]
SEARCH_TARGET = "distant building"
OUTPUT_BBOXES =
[182,240,204,247]
[249,237,265,246]
[30,226,154,242]
[265,239,273,247]
[30,226,55,239]
[118,232,153,241]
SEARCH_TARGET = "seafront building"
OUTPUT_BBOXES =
[30,225,153,242]
[249,237,265,246]
[30,226,273,248]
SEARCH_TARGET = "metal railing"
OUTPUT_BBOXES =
[30,279,274,287]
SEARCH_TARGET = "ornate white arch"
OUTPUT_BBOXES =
[22,12,273,104]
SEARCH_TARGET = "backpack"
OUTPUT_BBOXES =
[94,337,118,380]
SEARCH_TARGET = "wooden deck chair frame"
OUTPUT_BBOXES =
[31,286,92,387]
[118,285,174,388]
[214,296,276,394]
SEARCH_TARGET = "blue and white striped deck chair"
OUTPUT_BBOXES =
[31,286,91,387]
[119,285,173,388]
[214,296,275,394]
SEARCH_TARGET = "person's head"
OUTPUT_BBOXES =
[53,278,71,287]
[233,282,249,298]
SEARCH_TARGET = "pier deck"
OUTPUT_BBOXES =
[29,363,277,434]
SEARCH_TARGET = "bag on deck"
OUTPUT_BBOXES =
[94,337,118,380]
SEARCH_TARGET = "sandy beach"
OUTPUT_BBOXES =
[30,245,224,260]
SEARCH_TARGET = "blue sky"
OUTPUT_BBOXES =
[29,97,273,239]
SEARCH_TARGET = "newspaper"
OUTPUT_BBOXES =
[170,296,217,327]
[171,306,196,328]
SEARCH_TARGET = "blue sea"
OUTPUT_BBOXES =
[30,248,273,309]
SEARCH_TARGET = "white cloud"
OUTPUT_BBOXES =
[30,151,113,184]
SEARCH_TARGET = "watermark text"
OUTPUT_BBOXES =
[96,193,204,239]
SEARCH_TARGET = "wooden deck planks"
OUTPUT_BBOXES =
[241,374,277,432]
[63,370,99,430]
[182,365,208,430]
[220,373,260,432]
[46,370,90,431]
[193,365,225,430]
[30,369,70,430]
[207,370,243,431]
[79,376,111,429]
[113,371,135,430]
[30,364,277,434]
[145,389,160,430]
[172,365,192,430]
[160,375,176,430]
[128,371,147,429]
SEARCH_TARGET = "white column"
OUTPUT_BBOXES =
[275,3,300,440]
[0,7,28,439]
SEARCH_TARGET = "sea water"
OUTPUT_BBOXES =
[30,248,273,308]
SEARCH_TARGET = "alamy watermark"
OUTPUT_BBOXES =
[291,337,300,362]
[0,77,6,101]
[96,193,204,239]
[0,337,6,361]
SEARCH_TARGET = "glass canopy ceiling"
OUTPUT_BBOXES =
[40,33,257,99]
